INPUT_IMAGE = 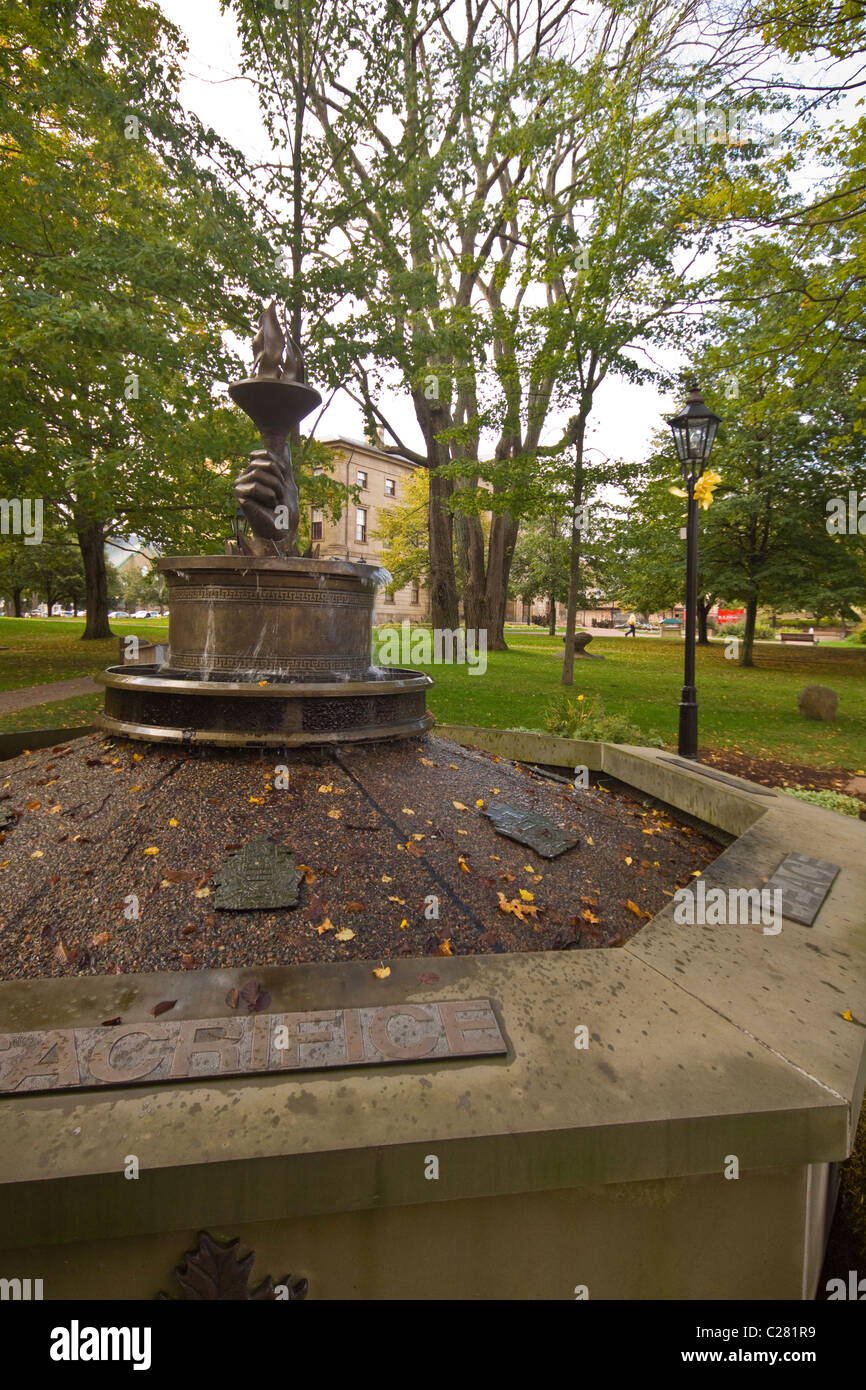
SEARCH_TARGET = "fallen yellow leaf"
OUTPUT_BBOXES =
[372,965,391,979]
[30,850,44,859]
[402,806,415,815]
[249,796,264,803]
[438,939,453,955]
[335,927,355,941]
[327,807,342,819]
[457,856,470,873]
[475,798,485,808]
[92,931,111,946]
[624,856,633,865]
[626,899,653,920]
[317,917,335,934]
[133,753,143,762]
[399,919,409,930]
[194,887,210,898]
[842,1009,854,1022]
[169,818,179,827]
[318,783,333,793]
[388,895,406,904]
[453,801,468,810]
[144,846,159,856]
[519,888,534,902]
[381,874,392,882]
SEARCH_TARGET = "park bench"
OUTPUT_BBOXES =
[780,631,816,644]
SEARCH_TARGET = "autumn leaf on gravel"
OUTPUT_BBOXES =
[419,758,435,767]
[497,892,539,923]
[372,964,391,979]
[624,856,633,866]
[316,916,335,934]
[297,864,316,884]
[625,900,653,920]
[144,846,159,856]
[318,783,333,793]
[225,988,239,1009]
[399,919,409,930]
[162,869,197,883]
[436,939,453,956]
[457,856,470,873]
[335,927,355,941]
[519,889,534,902]
[405,840,425,857]
[498,870,516,883]
[381,874,392,883]
[26,800,40,810]
[249,795,264,804]
[91,931,111,946]
[842,1009,855,1022]
[169,818,179,827]
[452,801,468,811]
[388,895,406,904]
[151,1000,176,1017]
[401,806,415,815]
[346,900,364,911]
[581,909,600,924]
[475,799,485,808]
[327,808,342,819]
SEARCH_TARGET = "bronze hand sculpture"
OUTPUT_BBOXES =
[228,302,320,558]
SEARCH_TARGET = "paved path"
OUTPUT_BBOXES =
[0,677,99,717]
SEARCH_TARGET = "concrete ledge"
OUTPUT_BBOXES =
[1,727,864,1298]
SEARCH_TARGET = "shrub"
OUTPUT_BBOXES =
[721,619,775,640]
[541,693,666,747]
[782,786,863,817]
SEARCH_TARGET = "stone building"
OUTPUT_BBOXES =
[313,437,428,622]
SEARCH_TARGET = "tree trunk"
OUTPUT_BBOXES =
[548,599,556,637]
[12,586,23,618]
[454,510,487,631]
[412,392,459,630]
[77,522,112,639]
[739,596,758,668]
[562,419,586,687]
[485,512,519,650]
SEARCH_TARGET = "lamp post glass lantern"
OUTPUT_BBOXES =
[666,381,721,759]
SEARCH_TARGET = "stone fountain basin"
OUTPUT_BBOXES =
[158,554,380,681]
[98,665,433,746]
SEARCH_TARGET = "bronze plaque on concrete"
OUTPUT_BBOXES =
[0,999,507,1095]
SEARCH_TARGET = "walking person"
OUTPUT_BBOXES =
[626,613,637,638]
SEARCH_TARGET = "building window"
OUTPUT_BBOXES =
[411,584,420,604]
[311,508,323,541]
[355,507,367,543]
[357,470,367,489]
[385,477,396,497]
[384,590,395,605]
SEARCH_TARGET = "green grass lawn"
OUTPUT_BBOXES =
[2,617,864,767]
[380,629,866,768]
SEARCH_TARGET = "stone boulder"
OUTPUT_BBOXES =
[798,685,838,721]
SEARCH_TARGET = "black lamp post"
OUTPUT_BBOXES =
[666,381,721,760]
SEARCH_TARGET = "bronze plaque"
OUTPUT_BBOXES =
[484,802,579,858]
[0,999,507,1095]
[213,837,303,910]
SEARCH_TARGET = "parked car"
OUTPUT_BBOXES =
[110,610,130,618]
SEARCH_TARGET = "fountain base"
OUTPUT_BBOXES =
[97,667,433,747]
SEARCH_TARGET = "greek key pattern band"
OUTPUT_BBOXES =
[171,586,370,608]
[169,651,369,677]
